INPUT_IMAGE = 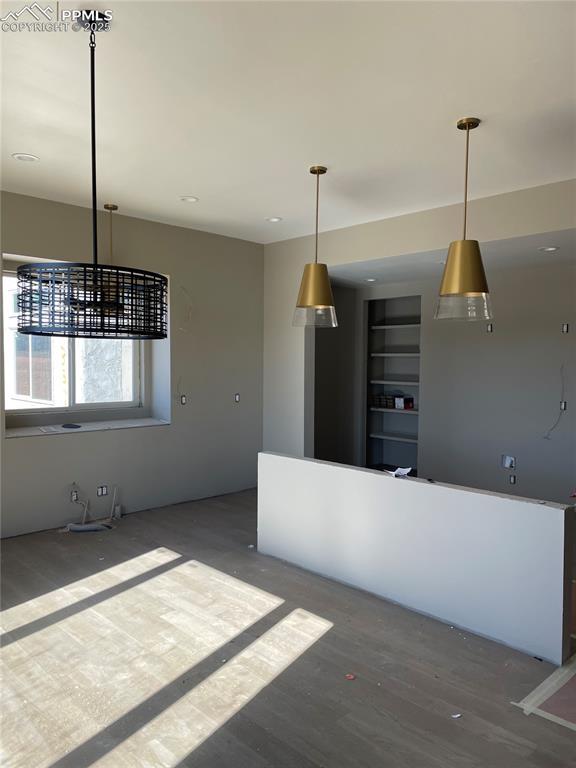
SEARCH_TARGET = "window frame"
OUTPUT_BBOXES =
[11,332,55,406]
[3,270,144,417]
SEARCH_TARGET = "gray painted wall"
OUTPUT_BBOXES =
[418,263,575,502]
[1,192,264,537]
[2,181,575,534]
[264,180,576,460]
[314,261,576,504]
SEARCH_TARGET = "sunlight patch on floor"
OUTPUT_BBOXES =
[93,609,333,768]
[0,560,284,768]
[0,548,181,636]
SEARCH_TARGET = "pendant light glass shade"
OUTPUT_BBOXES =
[293,306,338,327]
[17,30,168,339]
[293,166,337,328]
[435,118,492,322]
[434,239,492,321]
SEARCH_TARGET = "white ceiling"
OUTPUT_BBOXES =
[330,229,576,286]
[1,1,575,244]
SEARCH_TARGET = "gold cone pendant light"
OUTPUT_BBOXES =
[293,166,338,328]
[435,118,492,321]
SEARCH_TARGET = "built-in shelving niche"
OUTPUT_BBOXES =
[366,295,421,475]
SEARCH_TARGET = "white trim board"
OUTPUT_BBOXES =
[513,655,576,732]
[258,453,573,665]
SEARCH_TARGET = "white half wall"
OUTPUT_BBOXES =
[258,452,573,665]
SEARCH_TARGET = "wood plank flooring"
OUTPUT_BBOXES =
[1,489,575,767]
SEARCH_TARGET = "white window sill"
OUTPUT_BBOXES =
[5,417,170,439]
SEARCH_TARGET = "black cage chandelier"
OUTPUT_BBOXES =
[18,30,168,339]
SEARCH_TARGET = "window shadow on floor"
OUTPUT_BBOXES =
[46,603,293,768]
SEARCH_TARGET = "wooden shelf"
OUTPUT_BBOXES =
[369,432,418,444]
[371,322,421,330]
[370,408,419,415]
[371,349,420,357]
[370,378,420,386]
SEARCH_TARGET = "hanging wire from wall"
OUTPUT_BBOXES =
[542,364,567,440]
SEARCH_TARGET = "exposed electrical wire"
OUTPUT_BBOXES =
[178,284,194,332]
[542,364,567,440]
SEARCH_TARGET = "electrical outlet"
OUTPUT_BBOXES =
[560,401,567,411]
[70,489,79,502]
[509,475,516,485]
[180,395,187,405]
[562,323,569,334]
[97,485,108,497]
[234,393,240,403]
[486,323,493,333]
[502,455,516,470]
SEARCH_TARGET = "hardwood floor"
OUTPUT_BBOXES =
[1,489,575,767]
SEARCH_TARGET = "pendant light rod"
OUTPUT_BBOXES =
[310,165,327,264]
[456,117,480,241]
[315,171,319,263]
[463,125,470,239]
[104,203,118,263]
[90,31,98,266]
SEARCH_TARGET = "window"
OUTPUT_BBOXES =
[3,274,141,412]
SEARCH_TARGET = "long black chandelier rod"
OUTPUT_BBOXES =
[90,30,98,266]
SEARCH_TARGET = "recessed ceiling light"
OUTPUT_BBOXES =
[11,152,39,162]
[266,217,283,223]
[180,196,199,203]
[365,278,376,282]
[538,246,559,252]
